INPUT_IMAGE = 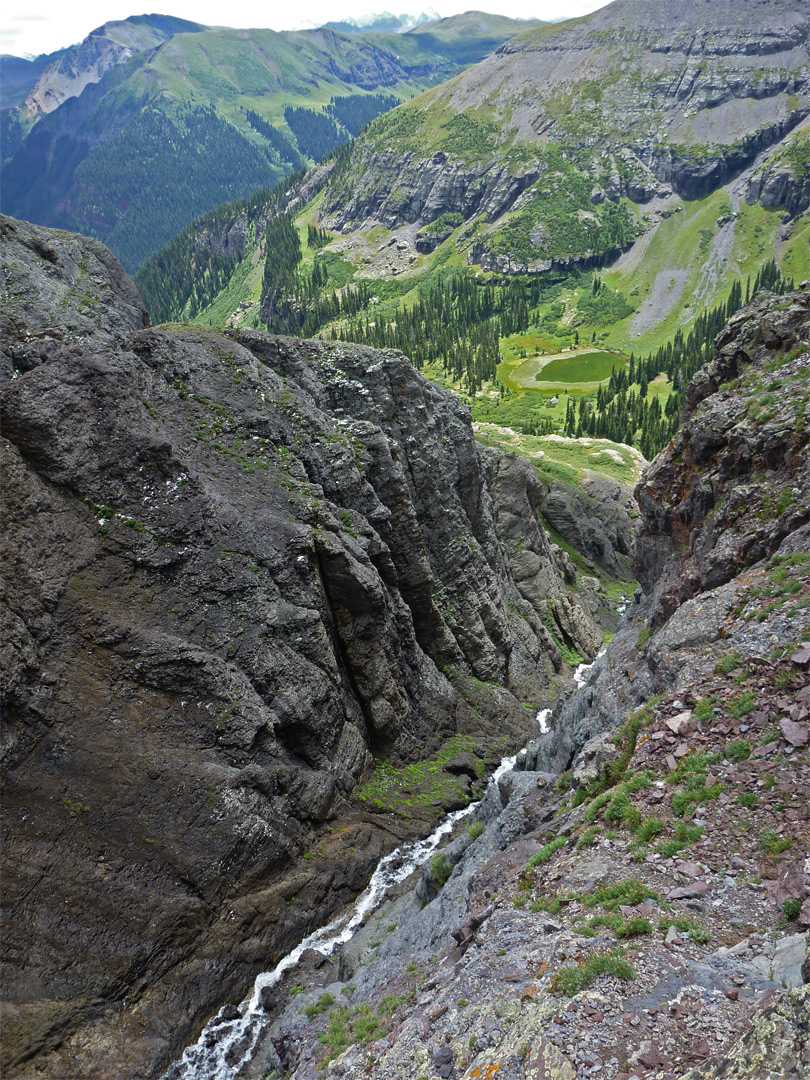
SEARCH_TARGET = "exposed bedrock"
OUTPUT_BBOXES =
[0,214,601,1079]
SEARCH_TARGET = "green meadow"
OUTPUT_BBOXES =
[501,348,627,394]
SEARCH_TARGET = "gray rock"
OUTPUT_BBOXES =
[0,218,601,1080]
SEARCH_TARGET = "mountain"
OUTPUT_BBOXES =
[318,0,809,264]
[324,11,438,33]
[0,13,534,272]
[0,15,205,167]
[0,212,613,1078]
[2,213,808,1079]
[21,14,206,119]
[140,0,809,458]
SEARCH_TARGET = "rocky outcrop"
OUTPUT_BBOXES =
[635,285,810,627]
[0,217,600,1079]
[540,474,638,579]
[747,135,810,218]
[322,150,540,234]
[317,0,809,269]
[0,213,149,377]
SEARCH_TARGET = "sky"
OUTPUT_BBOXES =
[1,1,610,58]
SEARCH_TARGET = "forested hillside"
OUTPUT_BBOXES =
[0,13,537,271]
[136,0,808,472]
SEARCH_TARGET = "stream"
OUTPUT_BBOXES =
[164,693,587,1079]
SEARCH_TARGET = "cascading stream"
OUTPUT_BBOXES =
[165,701,580,1080]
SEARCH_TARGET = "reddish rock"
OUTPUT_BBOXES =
[779,718,809,746]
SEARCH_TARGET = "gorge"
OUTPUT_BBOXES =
[1,1,809,1078]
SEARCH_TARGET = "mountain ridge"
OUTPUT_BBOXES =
[0,12,537,271]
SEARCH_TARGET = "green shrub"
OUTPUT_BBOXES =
[781,898,802,922]
[728,692,757,719]
[467,821,485,841]
[759,829,792,856]
[582,878,658,911]
[432,852,454,885]
[303,992,336,1019]
[714,650,742,674]
[636,817,665,842]
[725,739,752,762]
[551,951,635,996]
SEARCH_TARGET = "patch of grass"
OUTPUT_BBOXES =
[528,835,566,868]
[668,750,724,817]
[781,898,802,923]
[576,825,600,849]
[714,650,742,674]
[581,878,659,911]
[655,822,705,857]
[579,913,653,939]
[759,828,792,856]
[725,739,752,763]
[551,951,635,996]
[737,792,758,808]
[530,896,562,915]
[695,696,719,722]
[635,816,665,843]
[604,789,642,831]
[728,692,757,719]
[467,821,485,841]
[659,916,710,944]
[303,992,336,1019]
[353,733,486,819]
[554,770,573,794]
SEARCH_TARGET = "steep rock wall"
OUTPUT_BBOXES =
[0,216,598,1079]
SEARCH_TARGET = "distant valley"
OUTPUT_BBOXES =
[134,0,809,465]
[0,11,539,271]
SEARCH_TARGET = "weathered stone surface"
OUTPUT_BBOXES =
[0,212,149,378]
[635,284,810,626]
[0,218,596,1079]
[677,985,810,1080]
[540,474,638,578]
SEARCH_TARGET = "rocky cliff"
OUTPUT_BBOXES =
[318,0,810,272]
[213,285,809,1080]
[0,215,604,1079]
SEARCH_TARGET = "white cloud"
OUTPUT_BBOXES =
[1,0,611,58]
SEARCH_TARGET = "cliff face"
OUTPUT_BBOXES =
[319,0,809,270]
[635,285,810,627]
[216,293,809,1080]
[0,215,602,1079]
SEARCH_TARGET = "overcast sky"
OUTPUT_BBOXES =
[2,1,610,58]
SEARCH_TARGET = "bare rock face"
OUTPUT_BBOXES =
[0,217,595,1079]
[0,213,149,378]
[635,284,810,626]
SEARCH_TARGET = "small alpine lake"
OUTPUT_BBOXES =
[501,348,627,393]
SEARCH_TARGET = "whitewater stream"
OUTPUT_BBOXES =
[164,695,585,1079]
